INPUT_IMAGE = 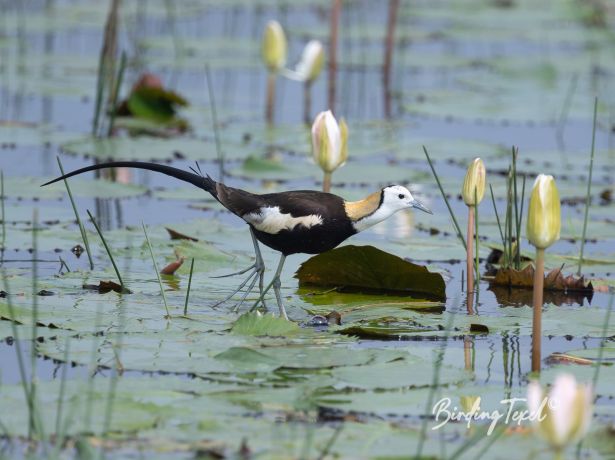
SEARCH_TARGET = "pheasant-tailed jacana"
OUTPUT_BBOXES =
[43,161,432,319]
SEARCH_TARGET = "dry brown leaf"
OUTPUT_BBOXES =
[546,352,594,366]
[165,227,198,242]
[490,266,593,294]
[161,257,185,275]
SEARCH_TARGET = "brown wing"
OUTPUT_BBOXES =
[214,182,267,217]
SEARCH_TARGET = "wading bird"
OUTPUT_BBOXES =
[43,161,432,319]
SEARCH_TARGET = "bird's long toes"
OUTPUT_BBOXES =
[210,264,257,279]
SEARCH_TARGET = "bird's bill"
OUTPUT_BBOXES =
[411,199,432,214]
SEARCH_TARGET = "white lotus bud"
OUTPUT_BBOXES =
[311,111,348,174]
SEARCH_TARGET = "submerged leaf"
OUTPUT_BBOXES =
[295,245,446,301]
[230,312,301,337]
[82,280,131,294]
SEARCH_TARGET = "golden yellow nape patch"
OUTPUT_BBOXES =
[344,191,381,221]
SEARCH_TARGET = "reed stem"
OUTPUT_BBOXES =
[423,146,466,249]
[205,65,224,181]
[1,170,5,253]
[578,97,598,276]
[489,184,506,254]
[532,248,545,373]
[142,223,170,317]
[183,258,195,316]
[57,157,94,270]
[87,210,125,289]
[106,51,126,137]
[382,0,399,118]
[328,0,341,112]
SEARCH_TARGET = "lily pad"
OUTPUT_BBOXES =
[295,245,446,301]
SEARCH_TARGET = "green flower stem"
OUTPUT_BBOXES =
[265,72,276,125]
[532,247,545,373]
[322,171,332,193]
[466,205,474,294]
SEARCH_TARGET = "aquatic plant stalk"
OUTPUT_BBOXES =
[475,188,480,285]
[489,184,506,254]
[265,73,277,124]
[512,147,521,268]
[556,73,579,149]
[328,0,341,112]
[183,258,195,316]
[57,157,94,270]
[54,338,71,436]
[466,206,474,293]
[205,65,224,181]
[87,210,125,288]
[1,171,5,252]
[142,223,170,317]
[578,97,598,276]
[531,248,545,373]
[423,146,466,249]
[303,81,313,125]
[106,51,127,137]
[1,270,45,442]
[30,209,40,440]
[382,0,399,118]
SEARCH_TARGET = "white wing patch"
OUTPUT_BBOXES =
[243,206,323,234]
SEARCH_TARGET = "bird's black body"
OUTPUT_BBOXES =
[250,191,356,255]
[42,161,356,256]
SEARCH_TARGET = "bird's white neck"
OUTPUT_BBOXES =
[344,190,403,233]
[351,205,402,232]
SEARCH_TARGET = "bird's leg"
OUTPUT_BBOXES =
[211,228,267,307]
[249,254,288,319]
[271,254,288,320]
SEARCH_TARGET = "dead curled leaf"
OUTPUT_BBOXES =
[160,257,185,275]
[489,265,593,293]
[165,227,198,242]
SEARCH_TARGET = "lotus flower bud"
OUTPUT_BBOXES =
[527,174,561,249]
[527,374,592,451]
[311,111,347,173]
[295,40,325,83]
[261,21,287,72]
[462,158,486,206]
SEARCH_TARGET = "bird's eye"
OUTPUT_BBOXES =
[398,194,405,199]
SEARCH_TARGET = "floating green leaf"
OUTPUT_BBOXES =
[295,245,446,301]
[230,312,301,337]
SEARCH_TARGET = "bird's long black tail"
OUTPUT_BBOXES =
[41,161,217,197]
